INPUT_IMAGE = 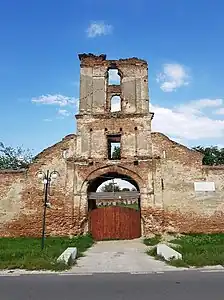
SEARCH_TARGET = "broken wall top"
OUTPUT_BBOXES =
[78,53,147,67]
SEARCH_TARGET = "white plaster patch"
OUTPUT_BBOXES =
[194,181,215,192]
[0,181,24,223]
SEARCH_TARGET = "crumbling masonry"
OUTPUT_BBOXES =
[0,53,224,237]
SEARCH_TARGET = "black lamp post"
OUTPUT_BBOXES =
[37,170,59,250]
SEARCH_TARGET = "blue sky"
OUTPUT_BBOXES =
[1,0,224,155]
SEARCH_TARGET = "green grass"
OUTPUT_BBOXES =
[0,234,94,271]
[118,203,139,210]
[97,203,139,210]
[147,234,224,268]
[144,234,162,246]
[169,233,224,267]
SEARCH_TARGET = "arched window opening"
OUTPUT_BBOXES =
[111,95,121,112]
[108,69,121,85]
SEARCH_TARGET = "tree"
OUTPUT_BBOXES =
[192,145,224,165]
[0,142,33,170]
[101,182,121,192]
[112,146,120,160]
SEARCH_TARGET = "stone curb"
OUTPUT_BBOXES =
[0,265,224,276]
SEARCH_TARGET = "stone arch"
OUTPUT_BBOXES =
[85,165,143,239]
[78,166,145,235]
[81,165,144,194]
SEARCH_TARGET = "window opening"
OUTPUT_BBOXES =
[108,69,121,85]
[111,95,121,112]
[107,135,121,160]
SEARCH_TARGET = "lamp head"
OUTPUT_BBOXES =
[37,171,45,180]
[51,171,59,179]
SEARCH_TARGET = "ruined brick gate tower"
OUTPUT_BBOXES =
[1,53,224,239]
[74,53,154,240]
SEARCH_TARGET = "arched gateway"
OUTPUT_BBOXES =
[87,171,142,240]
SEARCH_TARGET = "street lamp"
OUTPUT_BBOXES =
[36,170,60,250]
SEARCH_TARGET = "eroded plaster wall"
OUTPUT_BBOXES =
[78,54,149,115]
[141,132,224,235]
[0,135,83,237]
[76,114,153,159]
[76,54,153,161]
[0,170,26,224]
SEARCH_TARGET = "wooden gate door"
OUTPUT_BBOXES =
[89,206,141,240]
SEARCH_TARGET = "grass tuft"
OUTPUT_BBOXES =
[144,234,162,246]
[168,259,189,268]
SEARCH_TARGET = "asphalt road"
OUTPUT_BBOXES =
[0,271,224,300]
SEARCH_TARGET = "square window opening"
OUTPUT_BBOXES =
[107,135,121,160]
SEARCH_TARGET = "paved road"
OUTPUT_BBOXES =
[70,239,177,273]
[1,271,224,300]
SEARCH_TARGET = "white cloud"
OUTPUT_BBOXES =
[157,63,189,92]
[86,21,113,38]
[58,109,71,117]
[217,144,224,149]
[32,94,77,107]
[214,107,224,115]
[176,98,223,115]
[151,98,224,142]
[195,98,223,108]
[43,118,52,122]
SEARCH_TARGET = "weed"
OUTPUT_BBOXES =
[144,234,162,246]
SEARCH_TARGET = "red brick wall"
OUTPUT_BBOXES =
[0,135,86,237]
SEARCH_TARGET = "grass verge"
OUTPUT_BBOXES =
[169,233,224,267]
[147,233,224,268]
[0,234,94,271]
